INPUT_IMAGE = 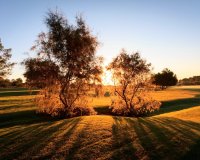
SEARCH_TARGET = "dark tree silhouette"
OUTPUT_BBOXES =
[0,78,23,88]
[107,49,161,116]
[153,68,178,89]
[0,77,11,87]
[11,78,23,87]
[23,11,103,117]
[0,39,14,78]
[23,59,59,88]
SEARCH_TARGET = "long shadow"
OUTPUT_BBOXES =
[0,109,58,129]
[66,117,113,160]
[0,98,33,105]
[40,118,81,159]
[181,139,200,160]
[0,90,39,97]
[0,103,33,111]
[151,97,200,116]
[110,116,137,160]
[66,121,90,160]
[0,88,28,92]
[124,117,200,160]
[22,117,81,160]
[0,117,81,160]
[125,117,157,159]
[182,88,200,93]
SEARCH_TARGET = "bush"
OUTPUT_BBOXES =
[110,96,161,117]
[36,87,96,118]
[72,105,96,117]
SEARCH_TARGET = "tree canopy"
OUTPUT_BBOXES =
[107,49,161,116]
[0,78,23,88]
[0,39,14,78]
[153,68,178,89]
[23,11,103,117]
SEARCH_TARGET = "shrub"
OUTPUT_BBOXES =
[36,86,96,118]
[110,96,161,117]
[107,49,161,117]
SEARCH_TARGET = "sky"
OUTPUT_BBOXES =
[0,0,200,83]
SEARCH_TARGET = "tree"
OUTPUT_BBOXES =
[107,49,161,116]
[23,59,59,88]
[178,76,200,85]
[153,68,178,89]
[0,39,14,78]
[11,78,23,87]
[23,11,103,118]
[0,77,11,87]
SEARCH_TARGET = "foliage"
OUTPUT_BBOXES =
[11,78,23,87]
[104,91,110,97]
[179,76,200,85]
[0,78,11,87]
[94,84,103,97]
[152,68,178,89]
[0,77,23,88]
[107,49,161,116]
[23,59,59,88]
[111,95,161,116]
[36,85,96,118]
[23,11,102,118]
[0,39,15,77]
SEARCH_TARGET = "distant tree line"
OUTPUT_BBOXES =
[0,77,24,88]
[178,76,200,85]
[0,39,20,88]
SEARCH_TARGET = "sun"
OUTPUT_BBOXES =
[102,69,114,86]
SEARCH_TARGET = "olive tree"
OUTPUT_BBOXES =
[23,11,103,118]
[107,49,161,116]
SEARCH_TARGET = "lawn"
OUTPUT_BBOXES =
[0,86,200,160]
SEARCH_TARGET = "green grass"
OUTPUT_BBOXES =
[0,88,28,91]
[0,87,200,160]
[0,90,38,97]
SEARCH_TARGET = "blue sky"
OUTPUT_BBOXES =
[0,0,200,81]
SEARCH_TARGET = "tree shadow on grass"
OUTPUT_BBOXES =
[182,88,200,93]
[62,116,114,160]
[181,139,200,160]
[0,103,34,111]
[94,106,112,115]
[0,116,81,160]
[0,90,39,97]
[123,117,200,160]
[0,109,57,129]
[111,116,137,160]
[0,88,29,92]
[151,97,200,116]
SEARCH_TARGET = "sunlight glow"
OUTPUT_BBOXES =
[102,69,114,86]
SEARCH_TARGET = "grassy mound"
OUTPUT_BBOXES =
[0,86,200,159]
